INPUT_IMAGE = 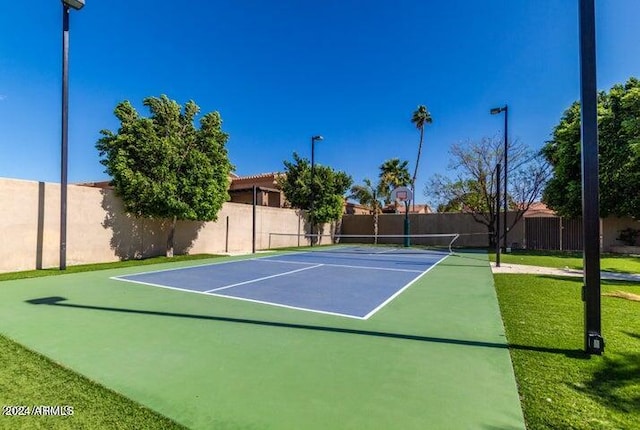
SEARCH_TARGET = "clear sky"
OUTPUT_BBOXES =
[1,1,639,203]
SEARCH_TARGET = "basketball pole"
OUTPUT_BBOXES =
[404,200,410,247]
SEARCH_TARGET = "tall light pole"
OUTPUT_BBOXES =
[495,163,501,267]
[491,105,508,252]
[579,0,603,355]
[310,135,323,247]
[60,0,85,270]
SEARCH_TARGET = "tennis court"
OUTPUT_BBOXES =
[113,246,448,319]
[0,246,525,429]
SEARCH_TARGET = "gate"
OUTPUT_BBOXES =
[525,217,583,251]
[525,217,560,250]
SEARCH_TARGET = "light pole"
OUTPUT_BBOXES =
[310,135,323,246]
[495,163,501,267]
[491,104,508,252]
[579,0,603,355]
[60,0,84,270]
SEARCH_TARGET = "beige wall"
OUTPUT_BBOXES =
[8,176,635,273]
[602,217,640,249]
[0,177,321,273]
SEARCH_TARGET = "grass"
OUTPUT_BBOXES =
[489,249,640,273]
[495,274,640,429]
[0,333,186,430]
[0,254,224,282]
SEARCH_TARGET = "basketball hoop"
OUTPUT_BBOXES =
[390,186,413,203]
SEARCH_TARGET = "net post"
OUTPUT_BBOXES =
[448,234,459,254]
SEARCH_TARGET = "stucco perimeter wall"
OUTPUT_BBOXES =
[0,178,317,273]
[602,217,640,249]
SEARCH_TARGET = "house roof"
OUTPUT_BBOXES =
[522,202,556,217]
[231,172,282,182]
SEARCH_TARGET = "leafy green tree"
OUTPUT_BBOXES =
[425,137,549,246]
[349,178,385,240]
[410,105,433,209]
[96,95,232,257]
[542,77,640,219]
[278,153,352,234]
[378,158,411,205]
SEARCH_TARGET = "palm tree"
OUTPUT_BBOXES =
[411,105,433,211]
[379,158,411,206]
[349,178,384,242]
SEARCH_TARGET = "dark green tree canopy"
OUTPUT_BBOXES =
[278,152,352,225]
[96,95,233,255]
[542,77,640,218]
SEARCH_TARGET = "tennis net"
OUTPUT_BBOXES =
[267,232,460,254]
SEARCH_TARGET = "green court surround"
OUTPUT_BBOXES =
[0,252,525,429]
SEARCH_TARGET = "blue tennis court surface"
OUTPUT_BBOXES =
[113,247,449,319]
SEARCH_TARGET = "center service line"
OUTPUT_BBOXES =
[204,264,324,293]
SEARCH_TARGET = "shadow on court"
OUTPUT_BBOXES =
[26,296,585,358]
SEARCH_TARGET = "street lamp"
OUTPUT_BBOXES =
[60,0,84,270]
[491,104,508,253]
[310,135,323,246]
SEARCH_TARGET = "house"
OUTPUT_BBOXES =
[344,202,370,215]
[79,173,288,208]
[380,203,433,214]
[227,172,285,208]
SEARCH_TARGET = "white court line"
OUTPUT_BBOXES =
[362,253,450,320]
[204,293,367,320]
[111,273,367,320]
[204,264,324,293]
[373,248,397,254]
[112,277,228,297]
[258,259,424,273]
[109,251,310,280]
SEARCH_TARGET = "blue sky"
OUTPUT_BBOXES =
[1,1,639,203]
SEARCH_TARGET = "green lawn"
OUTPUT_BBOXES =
[0,334,186,430]
[495,274,640,429]
[489,250,640,273]
[0,254,223,282]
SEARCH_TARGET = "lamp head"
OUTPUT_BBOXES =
[490,107,504,115]
[312,135,323,142]
[62,0,85,10]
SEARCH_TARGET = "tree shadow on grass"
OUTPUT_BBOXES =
[526,274,640,285]
[577,351,640,413]
[624,331,640,341]
[25,296,583,358]
[565,332,640,413]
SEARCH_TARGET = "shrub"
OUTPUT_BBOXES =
[617,228,640,246]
